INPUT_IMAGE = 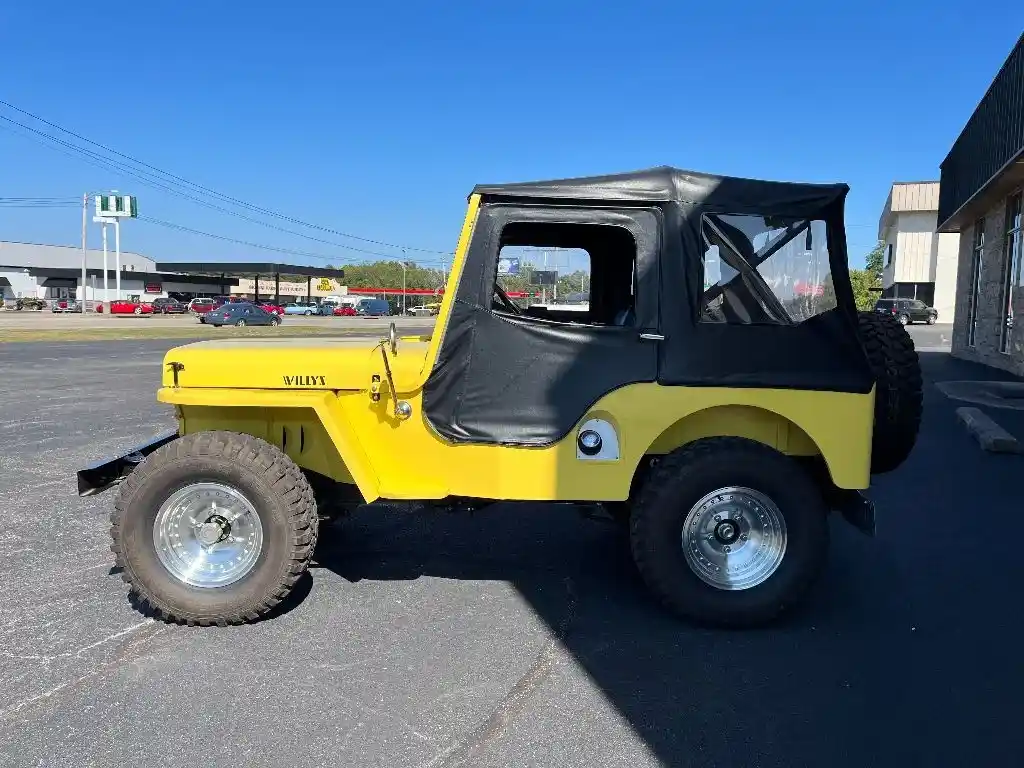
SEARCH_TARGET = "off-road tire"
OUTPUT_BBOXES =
[110,431,318,626]
[858,310,923,474]
[630,437,828,627]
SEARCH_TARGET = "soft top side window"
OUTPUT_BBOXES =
[700,214,837,325]
[494,221,637,327]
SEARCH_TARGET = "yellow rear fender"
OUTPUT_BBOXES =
[638,393,873,491]
[157,387,381,502]
[646,404,819,456]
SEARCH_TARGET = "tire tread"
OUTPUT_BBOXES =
[110,431,318,626]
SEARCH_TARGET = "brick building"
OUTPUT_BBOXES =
[939,32,1024,375]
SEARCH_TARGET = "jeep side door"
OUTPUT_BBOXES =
[423,203,661,446]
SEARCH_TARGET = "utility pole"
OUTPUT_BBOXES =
[400,251,407,316]
[80,193,88,313]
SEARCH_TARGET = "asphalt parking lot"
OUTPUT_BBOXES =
[1,327,1022,767]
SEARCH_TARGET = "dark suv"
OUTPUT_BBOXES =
[874,298,938,326]
[150,297,186,314]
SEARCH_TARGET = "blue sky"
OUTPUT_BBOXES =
[0,1,1021,273]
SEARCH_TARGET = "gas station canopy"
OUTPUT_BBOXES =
[156,262,345,304]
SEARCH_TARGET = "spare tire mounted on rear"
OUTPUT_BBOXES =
[857,311,923,474]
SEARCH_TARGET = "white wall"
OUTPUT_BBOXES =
[0,270,44,298]
[933,232,960,322]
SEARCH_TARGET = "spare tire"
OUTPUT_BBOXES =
[858,311,923,474]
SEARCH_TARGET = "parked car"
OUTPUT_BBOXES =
[873,298,938,326]
[258,303,285,316]
[317,301,339,316]
[107,300,155,315]
[50,299,81,313]
[283,302,318,316]
[355,298,391,317]
[188,298,217,316]
[408,303,440,316]
[151,297,187,314]
[333,305,358,316]
[12,297,46,311]
[206,303,281,328]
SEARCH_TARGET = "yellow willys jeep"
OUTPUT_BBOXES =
[78,167,921,627]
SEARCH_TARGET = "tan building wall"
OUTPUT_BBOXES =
[877,181,960,321]
[933,231,960,321]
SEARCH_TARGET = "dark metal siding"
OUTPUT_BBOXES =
[939,33,1024,227]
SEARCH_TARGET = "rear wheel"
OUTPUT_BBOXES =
[630,438,828,627]
[270,317,281,327]
[858,311,923,474]
[235,319,246,327]
[926,315,936,325]
[897,313,909,325]
[134,306,142,315]
[111,432,318,626]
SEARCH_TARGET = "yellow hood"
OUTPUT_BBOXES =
[160,337,431,392]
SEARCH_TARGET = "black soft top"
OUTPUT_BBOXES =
[472,165,848,217]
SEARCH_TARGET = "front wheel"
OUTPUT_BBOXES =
[898,314,909,325]
[270,317,281,327]
[926,315,936,325]
[111,432,318,625]
[134,307,142,315]
[630,437,828,627]
[235,319,246,327]
[304,310,312,316]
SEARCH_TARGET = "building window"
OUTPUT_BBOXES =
[967,218,984,347]
[999,193,1022,354]
[885,243,893,266]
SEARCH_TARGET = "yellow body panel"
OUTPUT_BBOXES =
[157,194,874,503]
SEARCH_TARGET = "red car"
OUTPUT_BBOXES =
[333,305,357,316]
[106,300,155,315]
[259,303,286,316]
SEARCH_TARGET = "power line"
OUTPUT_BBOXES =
[0,115,436,261]
[137,215,450,267]
[0,99,453,255]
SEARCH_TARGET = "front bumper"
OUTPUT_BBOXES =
[76,430,178,496]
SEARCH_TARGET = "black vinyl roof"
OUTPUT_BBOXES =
[472,166,848,215]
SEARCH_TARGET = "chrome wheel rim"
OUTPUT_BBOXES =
[681,486,787,590]
[153,482,263,588]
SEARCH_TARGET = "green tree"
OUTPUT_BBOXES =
[864,241,885,283]
[849,268,877,311]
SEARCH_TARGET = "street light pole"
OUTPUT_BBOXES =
[101,221,109,306]
[114,218,121,301]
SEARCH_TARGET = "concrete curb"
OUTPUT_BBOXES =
[955,407,1022,453]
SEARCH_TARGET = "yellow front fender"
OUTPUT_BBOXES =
[157,387,382,502]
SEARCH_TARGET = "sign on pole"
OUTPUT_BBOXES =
[497,256,520,276]
[95,194,138,218]
[533,270,558,286]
